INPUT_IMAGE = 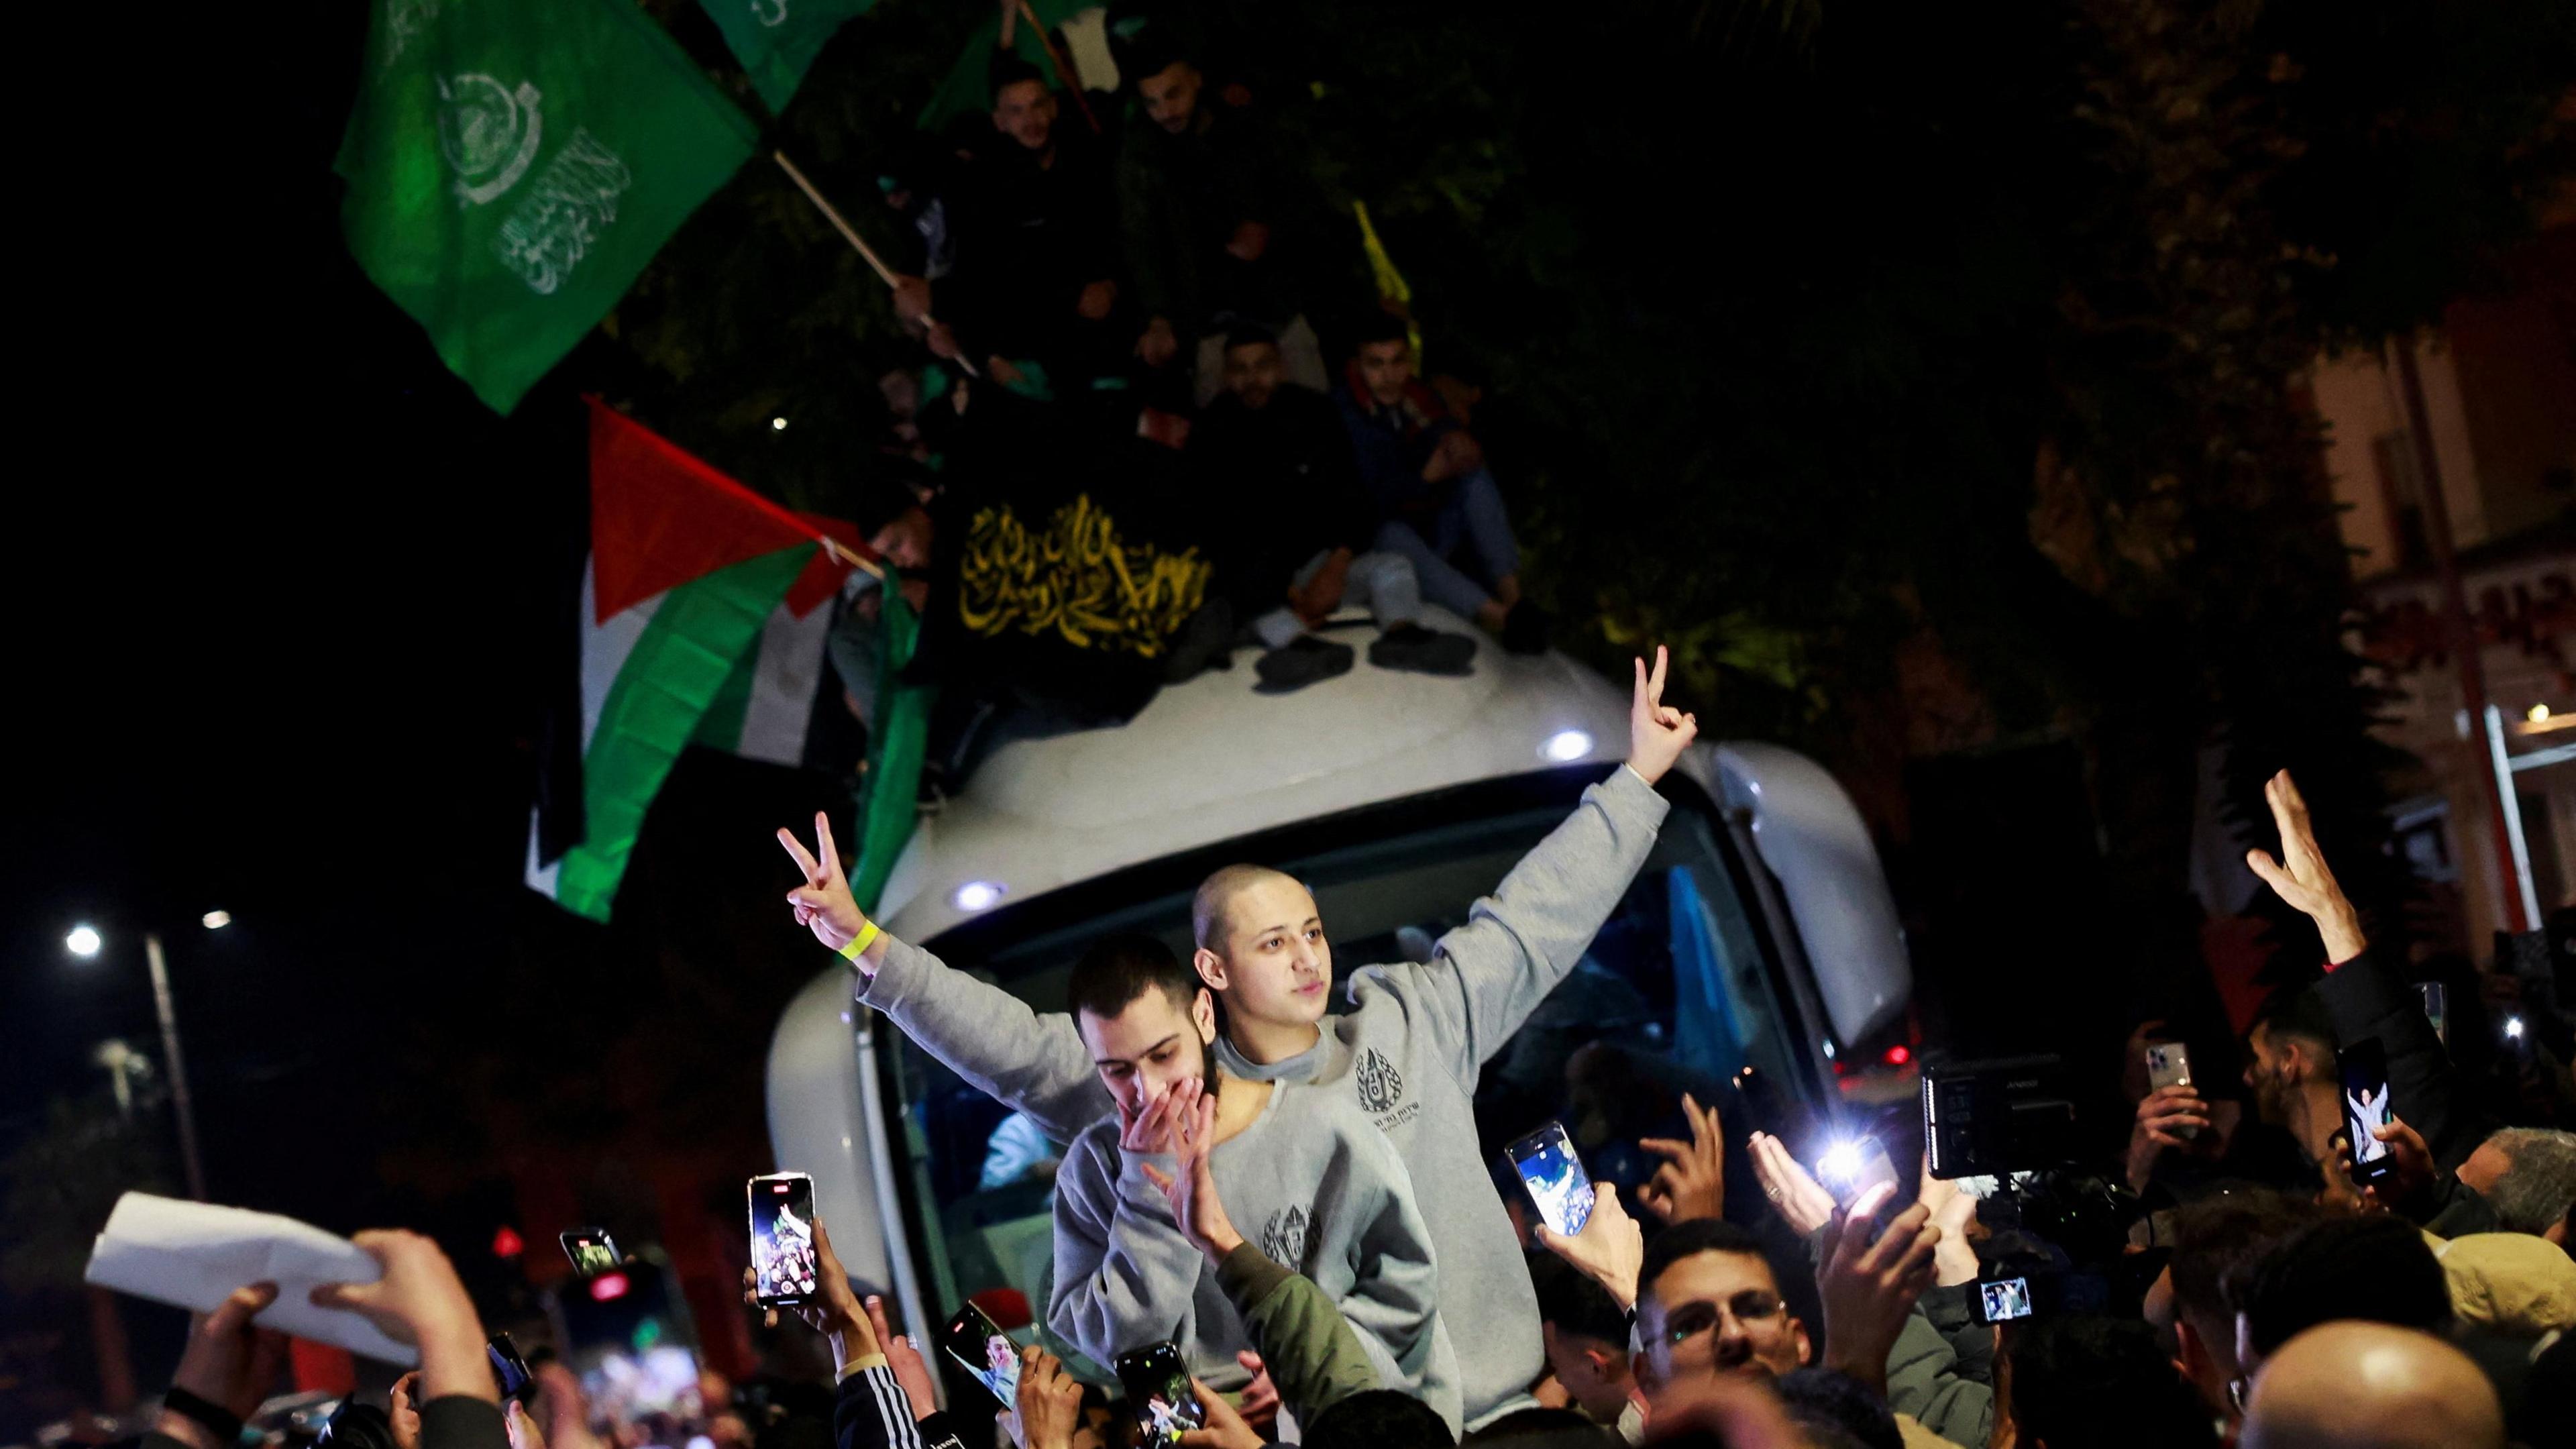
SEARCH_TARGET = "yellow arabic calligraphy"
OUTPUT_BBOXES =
[956,493,1212,659]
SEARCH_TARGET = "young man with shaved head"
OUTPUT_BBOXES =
[780,647,1698,1427]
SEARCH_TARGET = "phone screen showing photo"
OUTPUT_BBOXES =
[2338,1038,2396,1183]
[1505,1122,1594,1238]
[1974,1277,2035,1324]
[748,1173,819,1306]
[941,1303,1020,1407]
[561,1228,621,1278]
[1115,1342,1203,1449]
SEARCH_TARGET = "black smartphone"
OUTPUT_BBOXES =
[2337,1038,2398,1187]
[560,1227,621,1278]
[747,1172,820,1306]
[1503,1121,1595,1238]
[486,1332,532,1399]
[1115,1342,1204,1449]
[940,1302,1021,1407]
[1969,1276,2037,1326]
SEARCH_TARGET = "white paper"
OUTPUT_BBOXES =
[84,1192,421,1365]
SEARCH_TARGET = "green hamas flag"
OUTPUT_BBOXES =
[337,0,757,414]
[699,0,875,113]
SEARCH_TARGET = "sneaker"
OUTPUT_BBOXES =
[1500,599,1552,655]
[1253,635,1356,694]
[1368,622,1477,677]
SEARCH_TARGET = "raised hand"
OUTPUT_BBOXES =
[1012,1346,1087,1449]
[1533,1183,1645,1309]
[2337,1115,2436,1214]
[777,812,875,960]
[1817,1182,1940,1398]
[1748,1132,1837,1237]
[309,1230,494,1403]
[161,1281,290,1449]
[1118,1077,1201,1158]
[1916,1153,1980,1287]
[739,1218,876,1379]
[1138,1091,1246,1263]
[867,1295,938,1419]
[2245,770,2367,964]
[1176,1381,1262,1449]
[1628,645,1700,786]
[1230,1353,1280,1435]
[1639,1091,1727,1224]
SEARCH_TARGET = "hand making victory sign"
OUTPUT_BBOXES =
[1629,645,1701,786]
[777,813,884,966]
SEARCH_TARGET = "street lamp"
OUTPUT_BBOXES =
[65,920,221,1201]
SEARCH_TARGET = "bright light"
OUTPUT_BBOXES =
[201,910,231,930]
[2530,704,2553,724]
[66,926,101,957]
[951,880,1006,912]
[1540,729,1594,763]
[2504,1016,2526,1040]
[1821,1038,1836,1059]
[1884,1044,1912,1066]
[770,416,789,431]
[1816,1142,1864,1184]
[588,1271,631,1302]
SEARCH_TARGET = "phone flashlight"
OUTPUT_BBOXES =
[2505,1016,2526,1040]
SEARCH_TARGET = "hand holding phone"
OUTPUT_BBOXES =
[940,1302,1021,1407]
[560,1228,621,1279]
[747,1173,820,1307]
[2337,1039,2398,1187]
[1970,1276,2037,1326]
[1115,1342,1205,1448]
[1505,1122,1595,1238]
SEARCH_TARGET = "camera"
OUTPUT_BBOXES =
[1921,1054,2078,1179]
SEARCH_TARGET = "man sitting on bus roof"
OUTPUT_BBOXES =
[776,645,1697,1429]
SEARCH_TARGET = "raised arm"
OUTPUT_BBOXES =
[1386,649,1692,1086]
[1046,1089,1218,1371]
[2247,771,2486,1169]
[780,814,1112,1140]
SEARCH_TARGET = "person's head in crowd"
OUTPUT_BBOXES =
[990,56,1058,152]
[2241,987,2335,1128]
[1301,1388,1455,1449]
[2238,1321,2504,1449]
[1219,324,1286,411]
[1131,48,1203,135]
[1526,1251,1636,1424]
[2457,1126,2576,1242]
[2166,1186,2318,1418]
[1350,311,1418,409]
[2008,1316,2216,1449]
[1632,1219,1810,1393]
[1067,932,1218,1116]
[1770,1369,1900,1449]
[1460,1405,1609,1444]
[2227,1214,2452,1377]
[1189,865,1332,1038]
[855,476,934,572]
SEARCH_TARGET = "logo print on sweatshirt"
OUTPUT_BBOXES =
[1356,1049,1405,1114]
[1260,1205,1310,1271]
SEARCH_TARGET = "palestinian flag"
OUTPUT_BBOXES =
[527,399,863,922]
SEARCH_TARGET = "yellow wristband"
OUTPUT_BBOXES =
[837,920,882,963]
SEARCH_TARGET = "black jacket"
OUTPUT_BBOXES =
[1189,384,1377,614]
[832,1364,968,1449]
[2319,944,2490,1172]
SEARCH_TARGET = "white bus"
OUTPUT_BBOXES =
[765,625,1912,1373]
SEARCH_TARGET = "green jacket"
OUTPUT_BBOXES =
[1884,1285,1994,1448]
[1214,1242,1381,1421]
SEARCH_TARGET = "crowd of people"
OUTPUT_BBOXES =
[825,30,1546,787]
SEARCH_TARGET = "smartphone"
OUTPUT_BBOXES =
[1115,1342,1204,1448]
[1970,1276,2037,1326]
[747,1172,820,1307]
[2337,1039,2398,1187]
[1503,1122,1595,1238]
[561,1227,621,1278]
[486,1332,532,1399]
[939,1302,1020,1407]
[1814,1133,1902,1212]
[2143,1043,2200,1140]
[2416,981,2448,1048]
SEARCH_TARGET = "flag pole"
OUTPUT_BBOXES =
[1016,0,1102,135]
[771,151,981,378]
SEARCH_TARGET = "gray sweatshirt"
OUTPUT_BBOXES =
[1049,1076,1463,1430]
[855,765,1671,1426]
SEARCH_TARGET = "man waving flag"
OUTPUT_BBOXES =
[337,0,757,413]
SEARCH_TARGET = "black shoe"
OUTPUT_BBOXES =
[1368,622,1477,677]
[1253,635,1356,694]
[1500,599,1552,655]
[1161,599,1237,684]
